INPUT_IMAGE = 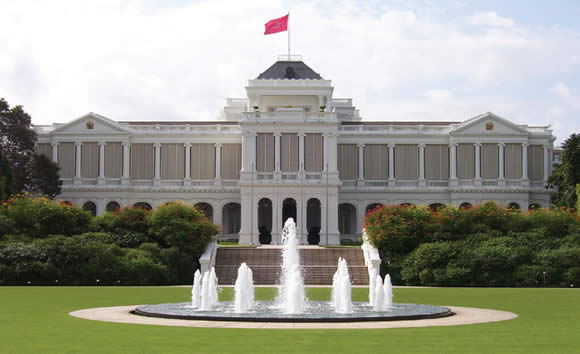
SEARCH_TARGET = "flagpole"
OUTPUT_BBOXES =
[287,11,290,58]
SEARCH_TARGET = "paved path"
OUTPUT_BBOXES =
[70,305,517,329]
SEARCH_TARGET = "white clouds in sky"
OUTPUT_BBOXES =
[0,0,578,144]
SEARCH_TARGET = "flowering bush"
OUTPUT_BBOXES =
[0,195,92,239]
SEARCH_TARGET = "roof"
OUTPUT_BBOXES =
[257,61,323,80]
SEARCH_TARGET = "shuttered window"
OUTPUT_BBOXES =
[425,144,449,180]
[395,144,418,180]
[481,143,499,179]
[130,143,154,179]
[337,144,357,180]
[191,144,215,180]
[104,143,122,178]
[280,133,299,172]
[81,142,99,178]
[305,133,323,172]
[161,143,185,179]
[256,133,274,172]
[58,143,75,178]
[363,144,388,180]
[221,144,241,179]
[528,145,544,181]
[457,144,475,179]
[505,144,522,179]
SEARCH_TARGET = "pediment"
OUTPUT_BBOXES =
[451,112,528,136]
[52,112,129,134]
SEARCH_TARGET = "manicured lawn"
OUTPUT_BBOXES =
[0,286,578,353]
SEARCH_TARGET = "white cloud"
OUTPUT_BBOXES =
[551,82,571,99]
[469,12,514,27]
[0,0,578,145]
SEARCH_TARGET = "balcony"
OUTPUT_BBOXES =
[242,111,337,123]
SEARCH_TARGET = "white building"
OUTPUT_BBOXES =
[34,57,556,245]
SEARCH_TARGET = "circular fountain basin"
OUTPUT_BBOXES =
[133,301,452,322]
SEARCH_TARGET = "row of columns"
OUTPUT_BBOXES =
[242,132,338,175]
[50,141,225,184]
[354,142,550,185]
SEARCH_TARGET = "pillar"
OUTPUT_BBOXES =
[357,143,365,186]
[498,143,506,186]
[122,142,130,184]
[74,142,82,185]
[298,132,305,176]
[51,142,59,163]
[98,142,106,185]
[543,144,550,183]
[449,143,458,187]
[474,143,481,186]
[274,132,281,178]
[418,144,426,187]
[214,143,222,185]
[322,132,329,172]
[388,143,395,187]
[184,143,191,186]
[522,143,529,186]
[153,143,161,185]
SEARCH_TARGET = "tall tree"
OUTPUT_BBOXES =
[549,133,580,210]
[0,98,38,192]
[30,154,62,198]
[0,148,15,200]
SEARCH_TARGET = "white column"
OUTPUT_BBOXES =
[522,143,529,186]
[51,142,59,163]
[322,132,329,172]
[74,142,82,184]
[98,142,106,185]
[184,143,191,185]
[357,143,365,186]
[449,143,458,186]
[274,133,281,178]
[418,144,426,187]
[474,143,482,186]
[328,132,338,174]
[543,144,550,183]
[298,132,305,176]
[498,143,506,186]
[214,143,222,185]
[153,143,161,185]
[388,143,395,187]
[121,142,130,184]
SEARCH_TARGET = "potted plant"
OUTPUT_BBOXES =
[307,226,321,245]
[258,225,272,245]
[252,105,259,112]
[319,105,326,112]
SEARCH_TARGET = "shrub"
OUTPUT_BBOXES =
[91,207,151,236]
[0,196,92,238]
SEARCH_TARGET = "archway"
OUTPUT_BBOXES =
[459,202,472,210]
[133,202,152,211]
[508,202,521,211]
[282,198,297,225]
[106,201,120,212]
[366,203,382,215]
[306,198,321,245]
[338,203,357,235]
[195,202,213,221]
[528,203,541,211]
[222,203,241,235]
[82,201,97,216]
[258,198,272,244]
[429,203,446,212]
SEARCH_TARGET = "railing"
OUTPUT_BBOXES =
[305,173,322,180]
[190,180,214,186]
[161,180,183,186]
[506,180,521,186]
[341,180,357,187]
[105,179,122,185]
[338,125,450,135]
[527,127,551,133]
[459,179,474,186]
[257,173,274,180]
[281,173,298,180]
[222,180,238,186]
[128,124,241,134]
[278,54,302,61]
[482,180,498,186]
[242,111,337,122]
[365,180,387,187]
[427,180,449,187]
[530,181,545,188]
[132,180,153,186]
[396,180,417,187]
[82,179,98,185]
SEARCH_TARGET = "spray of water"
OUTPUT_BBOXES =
[233,262,255,313]
[191,269,202,308]
[331,257,353,313]
[275,218,306,314]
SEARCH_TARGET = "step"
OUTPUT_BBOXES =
[214,247,369,286]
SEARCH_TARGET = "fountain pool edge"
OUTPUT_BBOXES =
[69,305,517,329]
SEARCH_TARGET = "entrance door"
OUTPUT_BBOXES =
[282,198,297,225]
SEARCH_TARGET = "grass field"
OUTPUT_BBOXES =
[0,286,578,353]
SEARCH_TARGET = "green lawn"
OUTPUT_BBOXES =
[0,286,578,353]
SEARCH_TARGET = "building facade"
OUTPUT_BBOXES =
[34,58,556,245]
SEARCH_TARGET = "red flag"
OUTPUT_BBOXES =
[264,14,288,35]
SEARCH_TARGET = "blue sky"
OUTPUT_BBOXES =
[0,0,578,145]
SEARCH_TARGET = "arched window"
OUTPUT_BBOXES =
[282,198,297,225]
[133,202,152,211]
[459,202,472,210]
[195,202,213,221]
[365,203,382,215]
[222,203,241,234]
[508,202,521,211]
[338,203,357,235]
[528,203,541,211]
[82,201,97,216]
[429,203,446,212]
[106,201,120,212]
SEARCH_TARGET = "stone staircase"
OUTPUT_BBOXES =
[214,247,369,285]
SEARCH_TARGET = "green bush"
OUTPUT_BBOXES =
[91,207,151,235]
[0,196,92,238]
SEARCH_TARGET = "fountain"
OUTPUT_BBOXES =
[331,257,352,314]
[233,263,254,313]
[133,219,451,322]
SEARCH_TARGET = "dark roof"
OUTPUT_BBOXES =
[341,121,459,126]
[257,61,322,80]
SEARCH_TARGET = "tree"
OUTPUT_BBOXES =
[549,133,580,210]
[30,154,62,198]
[0,148,15,200]
[0,98,38,192]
